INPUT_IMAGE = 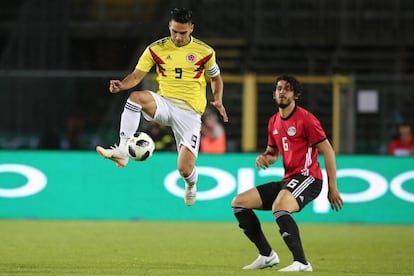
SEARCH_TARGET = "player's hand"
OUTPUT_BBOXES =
[210,101,228,122]
[328,188,343,211]
[255,154,270,170]
[109,80,123,93]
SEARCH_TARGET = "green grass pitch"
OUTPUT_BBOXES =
[0,220,413,275]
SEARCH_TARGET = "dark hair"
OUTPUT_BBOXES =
[170,8,193,24]
[399,122,412,129]
[274,74,302,98]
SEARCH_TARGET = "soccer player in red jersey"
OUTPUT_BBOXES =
[232,75,343,272]
[387,123,414,156]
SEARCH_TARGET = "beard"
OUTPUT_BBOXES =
[278,102,289,109]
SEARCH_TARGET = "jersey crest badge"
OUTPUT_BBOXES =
[287,126,296,136]
[186,53,196,63]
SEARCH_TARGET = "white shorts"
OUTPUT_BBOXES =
[142,91,201,157]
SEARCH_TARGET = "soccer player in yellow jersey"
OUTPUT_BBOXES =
[96,8,228,206]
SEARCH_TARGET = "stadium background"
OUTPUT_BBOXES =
[0,0,413,223]
[1,0,414,154]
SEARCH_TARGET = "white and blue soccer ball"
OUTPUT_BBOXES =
[126,132,155,161]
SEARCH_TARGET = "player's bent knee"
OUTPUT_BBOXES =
[231,194,257,209]
[231,196,241,207]
[232,192,250,206]
[129,90,153,105]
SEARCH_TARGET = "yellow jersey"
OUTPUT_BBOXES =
[135,36,220,114]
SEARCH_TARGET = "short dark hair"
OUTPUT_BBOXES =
[170,8,193,24]
[399,122,412,132]
[274,74,302,98]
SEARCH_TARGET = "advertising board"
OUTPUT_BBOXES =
[0,151,413,224]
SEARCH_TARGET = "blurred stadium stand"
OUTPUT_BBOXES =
[0,0,413,153]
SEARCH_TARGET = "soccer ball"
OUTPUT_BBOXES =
[126,132,155,161]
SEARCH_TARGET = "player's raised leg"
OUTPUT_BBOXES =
[96,99,142,167]
[96,145,129,168]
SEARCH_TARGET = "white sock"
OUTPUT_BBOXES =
[119,99,141,150]
[184,168,198,186]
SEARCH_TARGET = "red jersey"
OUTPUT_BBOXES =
[267,106,327,180]
[387,138,414,156]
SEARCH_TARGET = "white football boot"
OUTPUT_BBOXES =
[242,251,280,269]
[278,261,312,272]
[184,183,196,206]
[96,145,128,168]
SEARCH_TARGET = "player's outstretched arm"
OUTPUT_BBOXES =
[109,69,147,94]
